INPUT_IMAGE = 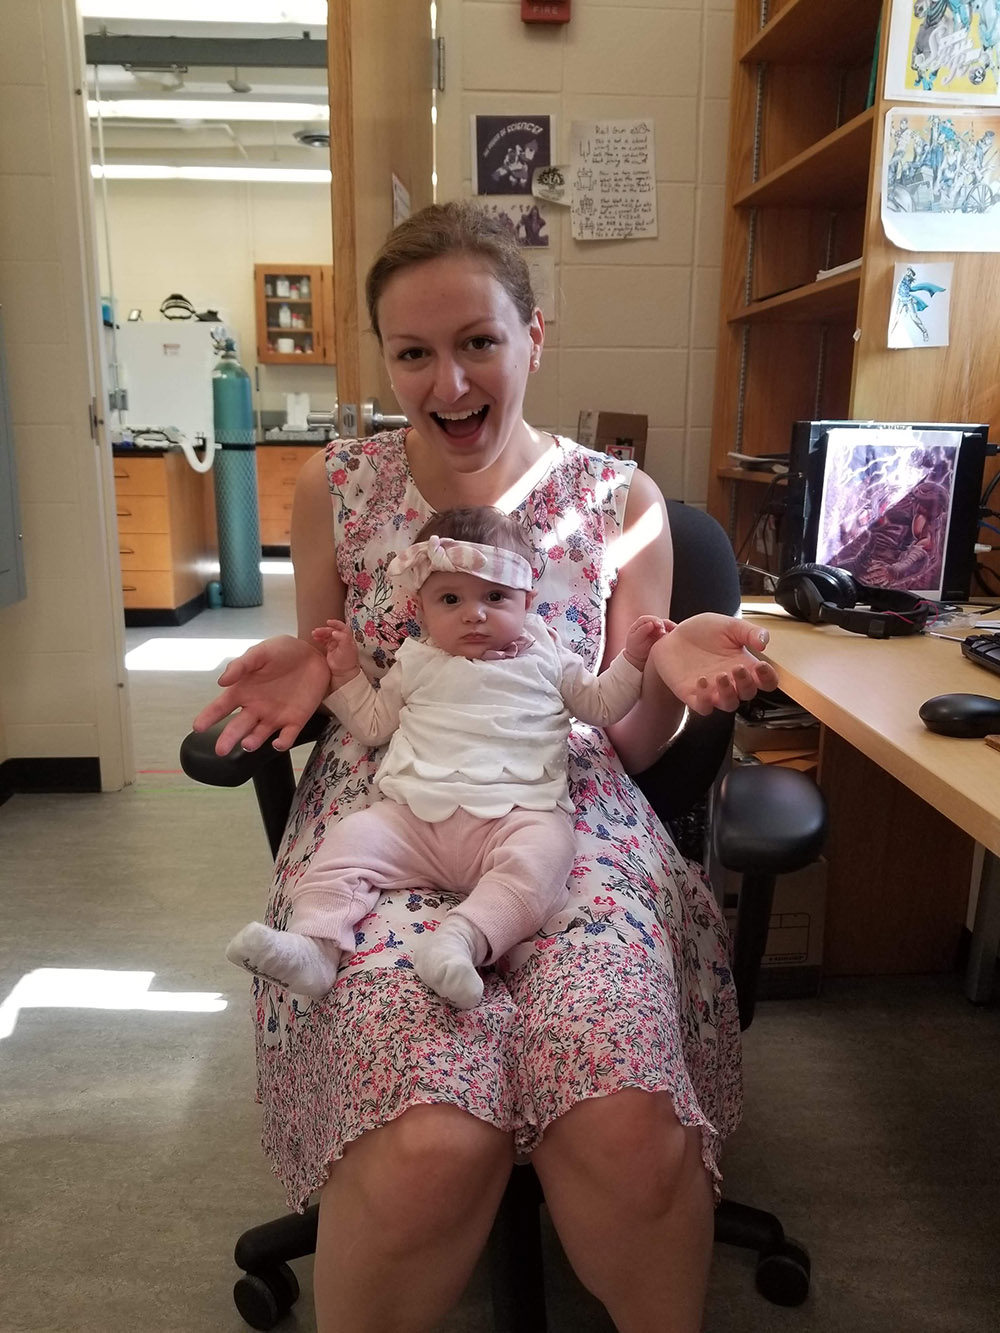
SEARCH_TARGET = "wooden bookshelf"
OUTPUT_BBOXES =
[730,270,861,325]
[740,0,880,67]
[709,0,1000,586]
[734,108,874,212]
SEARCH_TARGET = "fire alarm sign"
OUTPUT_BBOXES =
[521,0,571,23]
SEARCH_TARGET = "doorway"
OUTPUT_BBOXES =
[82,5,336,774]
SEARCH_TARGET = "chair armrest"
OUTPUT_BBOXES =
[713,764,826,876]
[179,711,329,789]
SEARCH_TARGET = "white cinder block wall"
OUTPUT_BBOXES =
[435,0,733,507]
[0,0,130,786]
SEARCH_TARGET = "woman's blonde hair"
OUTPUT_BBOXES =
[366,200,536,343]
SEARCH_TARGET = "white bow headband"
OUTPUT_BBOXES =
[387,535,533,594]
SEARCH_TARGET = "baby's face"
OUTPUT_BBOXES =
[417,570,531,659]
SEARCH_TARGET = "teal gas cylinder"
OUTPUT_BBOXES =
[212,340,263,608]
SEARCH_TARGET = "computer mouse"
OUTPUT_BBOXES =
[918,692,1000,738]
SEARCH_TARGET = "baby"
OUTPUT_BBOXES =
[227,506,665,1008]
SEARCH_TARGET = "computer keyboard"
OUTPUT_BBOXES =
[962,632,1000,678]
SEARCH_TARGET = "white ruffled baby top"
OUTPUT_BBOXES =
[330,613,641,822]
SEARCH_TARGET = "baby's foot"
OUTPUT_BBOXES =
[226,922,341,999]
[413,914,488,1009]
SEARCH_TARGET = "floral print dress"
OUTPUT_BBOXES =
[254,429,742,1210]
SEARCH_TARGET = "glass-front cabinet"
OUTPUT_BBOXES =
[254,263,335,365]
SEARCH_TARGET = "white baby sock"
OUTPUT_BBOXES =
[413,913,489,1010]
[226,921,342,999]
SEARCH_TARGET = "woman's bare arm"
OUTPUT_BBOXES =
[601,471,777,775]
[602,470,686,774]
[291,447,347,638]
[191,448,345,754]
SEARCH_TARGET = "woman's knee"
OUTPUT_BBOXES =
[536,1089,707,1218]
[335,1104,513,1235]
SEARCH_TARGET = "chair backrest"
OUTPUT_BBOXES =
[634,499,741,823]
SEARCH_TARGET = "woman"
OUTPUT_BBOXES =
[195,200,777,1333]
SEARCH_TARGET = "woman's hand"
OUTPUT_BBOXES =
[650,613,778,715]
[192,634,334,755]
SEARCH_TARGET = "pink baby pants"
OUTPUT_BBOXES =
[290,801,577,963]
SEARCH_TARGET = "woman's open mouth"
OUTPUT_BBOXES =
[430,406,489,440]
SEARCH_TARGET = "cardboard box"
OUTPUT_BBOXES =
[577,411,648,468]
[724,858,826,999]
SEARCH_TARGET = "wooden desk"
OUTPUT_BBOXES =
[743,608,1000,998]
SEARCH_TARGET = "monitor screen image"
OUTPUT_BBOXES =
[816,427,960,598]
[781,420,989,602]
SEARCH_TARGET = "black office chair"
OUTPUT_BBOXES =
[181,499,826,1330]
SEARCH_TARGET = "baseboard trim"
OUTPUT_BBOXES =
[124,592,206,627]
[0,756,102,806]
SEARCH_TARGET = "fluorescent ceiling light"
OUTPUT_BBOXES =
[79,2,327,21]
[89,99,328,122]
[92,163,331,182]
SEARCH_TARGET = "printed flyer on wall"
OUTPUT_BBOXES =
[472,116,553,195]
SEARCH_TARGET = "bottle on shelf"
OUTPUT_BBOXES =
[278,304,292,329]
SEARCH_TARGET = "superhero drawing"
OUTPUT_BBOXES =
[888,264,950,345]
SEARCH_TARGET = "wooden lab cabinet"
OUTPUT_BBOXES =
[256,444,321,548]
[254,264,335,365]
[113,451,214,624]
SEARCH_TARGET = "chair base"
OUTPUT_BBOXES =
[233,1205,318,1330]
[714,1198,811,1306]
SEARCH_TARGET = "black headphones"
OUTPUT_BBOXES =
[774,563,937,638]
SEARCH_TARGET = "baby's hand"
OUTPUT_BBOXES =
[311,619,360,685]
[623,615,670,670]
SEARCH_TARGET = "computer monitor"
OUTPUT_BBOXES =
[780,420,989,602]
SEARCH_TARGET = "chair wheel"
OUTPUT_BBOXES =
[273,1261,300,1305]
[755,1237,810,1306]
[233,1262,300,1330]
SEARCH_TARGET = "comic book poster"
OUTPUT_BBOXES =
[473,116,553,195]
[881,107,1000,249]
[886,0,1000,104]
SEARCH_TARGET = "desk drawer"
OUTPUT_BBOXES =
[259,494,295,545]
[121,570,175,608]
[118,532,172,571]
[256,445,317,493]
[113,458,168,496]
[116,495,169,533]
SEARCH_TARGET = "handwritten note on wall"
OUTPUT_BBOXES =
[569,119,657,241]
